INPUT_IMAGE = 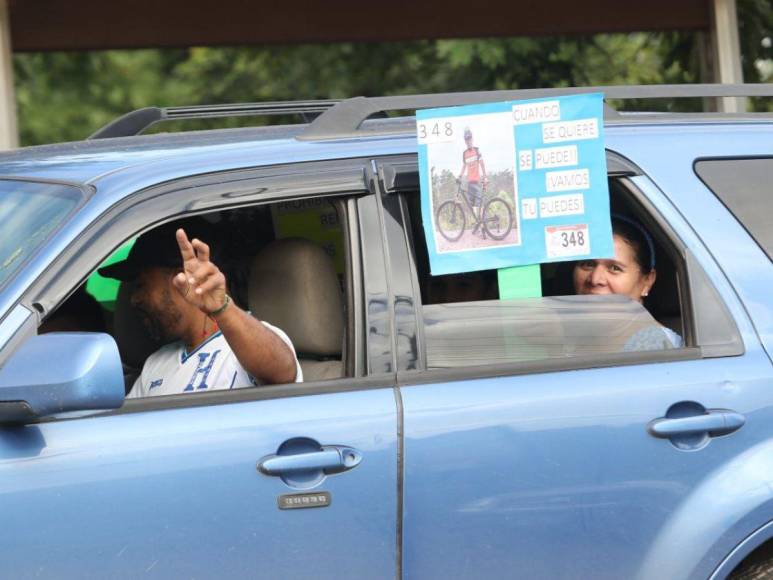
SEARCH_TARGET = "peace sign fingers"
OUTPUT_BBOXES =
[176,228,197,265]
[192,237,210,263]
[173,228,227,314]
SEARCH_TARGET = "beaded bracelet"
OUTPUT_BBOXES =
[208,294,231,317]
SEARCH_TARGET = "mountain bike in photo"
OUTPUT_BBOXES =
[435,179,514,242]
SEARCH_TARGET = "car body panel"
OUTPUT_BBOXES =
[0,129,409,186]
[400,125,773,579]
[710,520,773,580]
[605,123,773,361]
[0,388,398,579]
[401,352,773,580]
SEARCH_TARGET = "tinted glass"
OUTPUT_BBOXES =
[694,158,773,260]
[0,180,84,288]
[424,294,675,369]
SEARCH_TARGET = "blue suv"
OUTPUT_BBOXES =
[0,85,771,579]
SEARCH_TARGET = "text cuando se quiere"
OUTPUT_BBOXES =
[542,118,599,144]
[513,100,561,125]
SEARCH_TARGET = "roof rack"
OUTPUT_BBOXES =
[89,84,773,142]
[88,100,340,140]
[297,84,773,141]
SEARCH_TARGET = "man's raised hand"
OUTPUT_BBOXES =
[172,228,227,315]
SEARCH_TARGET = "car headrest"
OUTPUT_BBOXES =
[248,238,344,357]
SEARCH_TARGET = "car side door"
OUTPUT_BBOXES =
[0,166,400,579]
[0,387,397,578]
[379,157,773,580]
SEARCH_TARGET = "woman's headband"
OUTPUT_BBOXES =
[611,214,656,271]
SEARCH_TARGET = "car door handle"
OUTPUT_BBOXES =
[648,410,745,438]
[258,446,362,476]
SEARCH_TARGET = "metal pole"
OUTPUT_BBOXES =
[711,0,746,112]
[0,0,17,150]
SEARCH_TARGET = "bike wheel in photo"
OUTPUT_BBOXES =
[482,198,513,241]
[436,201,466,242]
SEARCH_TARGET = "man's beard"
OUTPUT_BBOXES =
[138,286,183,343]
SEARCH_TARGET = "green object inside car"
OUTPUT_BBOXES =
[85,239,135,311]
[498,264,542,299]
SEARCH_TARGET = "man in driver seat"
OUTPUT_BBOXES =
[100,223,302,398]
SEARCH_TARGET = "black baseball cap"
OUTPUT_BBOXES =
[99,220,214,282]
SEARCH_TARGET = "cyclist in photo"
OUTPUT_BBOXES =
[458,127,488,228]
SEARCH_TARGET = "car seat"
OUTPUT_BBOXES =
[113,281,162,392]
[248,238,345,381]
[645,247,683,338]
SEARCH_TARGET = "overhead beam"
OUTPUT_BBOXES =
[0,0,17,150]
[9,0,710,52]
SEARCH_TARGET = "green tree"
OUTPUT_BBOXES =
[12,2,772,146]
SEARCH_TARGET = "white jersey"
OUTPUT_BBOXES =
[127,321,302,398]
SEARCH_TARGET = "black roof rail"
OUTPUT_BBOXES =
[298,84,773,141]
[88,100,341,140]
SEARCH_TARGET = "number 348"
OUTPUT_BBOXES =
[417,120,454,144]
[561,230,586,247]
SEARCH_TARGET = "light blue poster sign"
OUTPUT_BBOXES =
[417,93,613,275]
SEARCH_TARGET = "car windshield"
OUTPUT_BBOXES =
[0,179,84,289]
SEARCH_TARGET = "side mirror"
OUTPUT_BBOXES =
[0,332,125,424]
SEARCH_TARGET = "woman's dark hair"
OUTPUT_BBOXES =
[612,215,655,274]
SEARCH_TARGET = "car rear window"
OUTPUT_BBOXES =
[0,179,85,289]
[694,158,773,261]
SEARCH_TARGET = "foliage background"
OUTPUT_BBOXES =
[12,0,772,146]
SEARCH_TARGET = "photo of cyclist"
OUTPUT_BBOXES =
[458,127,488,224]
[425,111,519,254]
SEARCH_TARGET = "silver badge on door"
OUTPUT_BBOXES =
[278,492,332,510]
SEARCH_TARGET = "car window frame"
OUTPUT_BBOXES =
[13,157,400,417]
[373,151,743,386]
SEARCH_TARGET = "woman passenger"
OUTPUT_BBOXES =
[572,216,683,348]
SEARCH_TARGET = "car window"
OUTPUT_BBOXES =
[694,157,773,261]
[85,238,135,311]
[42,197,350,393]
[402,178,686,370]
[425,295,674,369]
[0,179,84,289]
